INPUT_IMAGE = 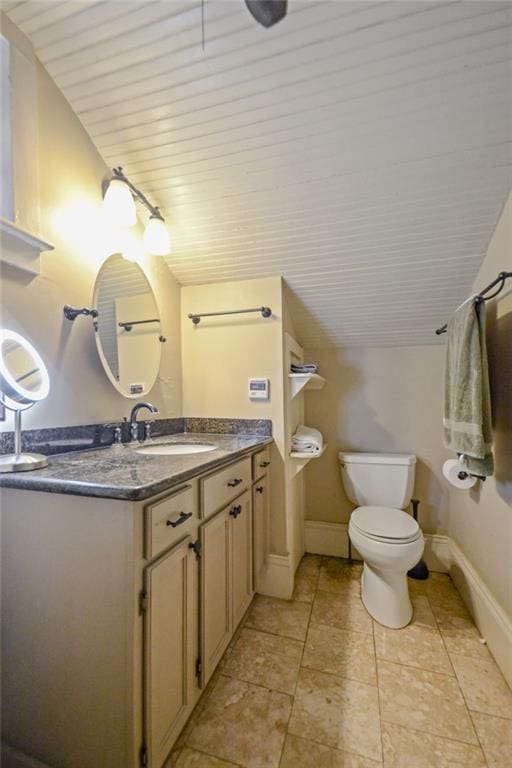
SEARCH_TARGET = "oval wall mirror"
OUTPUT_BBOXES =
[93,254,163,398]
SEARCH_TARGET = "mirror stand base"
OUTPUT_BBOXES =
[0,453,48,473]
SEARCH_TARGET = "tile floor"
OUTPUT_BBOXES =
[166,555,512,768]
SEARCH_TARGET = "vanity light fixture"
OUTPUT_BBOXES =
[143,212,171,256]
[103,167,172,256]
[103,175,137,227]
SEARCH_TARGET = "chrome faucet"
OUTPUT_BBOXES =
[129,402,159,442]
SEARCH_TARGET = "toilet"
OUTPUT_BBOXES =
[339,452,424,629]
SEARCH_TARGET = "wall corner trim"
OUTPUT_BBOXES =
[256,553,294,600]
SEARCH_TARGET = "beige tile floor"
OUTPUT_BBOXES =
[166,555,512,768]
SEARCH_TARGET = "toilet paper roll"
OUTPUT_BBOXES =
[442,459,477,489]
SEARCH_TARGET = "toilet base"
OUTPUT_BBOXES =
[361,562,413,629]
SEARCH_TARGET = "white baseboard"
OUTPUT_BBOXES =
[422,533,452,572]
[1,744,52,768]
[447,539,512,689]
[303,519,512,688]
[256,553,294,599]
[304,519,450,572]
[304,520,351,558]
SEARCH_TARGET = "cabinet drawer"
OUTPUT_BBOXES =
[252,446,271,480]
[201,457,252,519]
[145,485,196,559]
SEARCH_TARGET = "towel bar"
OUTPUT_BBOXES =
[435,271,512,335]
[188,306,272,324]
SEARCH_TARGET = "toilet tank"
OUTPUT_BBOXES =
[339,452,416,509]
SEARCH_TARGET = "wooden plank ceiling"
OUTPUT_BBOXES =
[3,0,511,346]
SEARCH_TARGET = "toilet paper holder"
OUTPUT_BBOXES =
[457,470,486,483]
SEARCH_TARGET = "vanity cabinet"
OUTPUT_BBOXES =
[0,443,271,768]
[200,455,252,518]
[252,445,271,478]
[144,535,198,768]
[252,475,270,590]
[230,490,253,629]
[200,504,231,685]
[252,445,271,591]
[144,483,196,559]
[200,490,253,686]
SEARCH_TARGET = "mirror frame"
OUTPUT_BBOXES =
[0,328,50,410]
[92,254,163,399]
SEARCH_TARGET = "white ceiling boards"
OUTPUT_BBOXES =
[4,0,511,347]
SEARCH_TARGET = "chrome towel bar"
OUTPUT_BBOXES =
[188,306,272,325]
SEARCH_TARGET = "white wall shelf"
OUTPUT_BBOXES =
[288,372,326,398]
[0,218,54,276]
[289,444,327,476]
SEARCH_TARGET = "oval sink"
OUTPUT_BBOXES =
[135,442,217,456]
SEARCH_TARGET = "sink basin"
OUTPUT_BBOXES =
[135,442,217,456]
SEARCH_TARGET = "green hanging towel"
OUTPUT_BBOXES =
[443,298,494,476]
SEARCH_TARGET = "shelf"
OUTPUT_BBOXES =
[288,373,326,398]
[289,444,327,477]
[0,217,54,276]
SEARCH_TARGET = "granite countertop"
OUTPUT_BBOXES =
[0,433,272,501]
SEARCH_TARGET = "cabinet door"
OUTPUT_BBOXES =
[231,490,254,629]
[252,475,269,590]
[200,507,231,686]
[144,536,196,768]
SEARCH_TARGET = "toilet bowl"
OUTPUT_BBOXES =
[348,506,424,628]
[339,452,423,629]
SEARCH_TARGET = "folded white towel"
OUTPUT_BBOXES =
[291,363,319,374]
[291,442,321,454]
[292,425,323,451]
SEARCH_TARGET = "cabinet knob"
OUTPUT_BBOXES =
[166,511,193,527]
[259,460,270,468]
[227,478,243,487]
[229,504,242,518]
[256,485,264,494]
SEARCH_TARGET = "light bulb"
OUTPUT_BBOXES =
[143,215,171,256]
[103,178,137,227]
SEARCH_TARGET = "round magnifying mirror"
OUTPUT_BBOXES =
[0,329,50,473]
[93,254,163,398]
[0,329,50,409]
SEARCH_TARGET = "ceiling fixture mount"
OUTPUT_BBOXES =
[103,167,172,256]
[245,0,287,28]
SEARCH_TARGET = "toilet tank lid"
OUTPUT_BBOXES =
[338,452,416,466]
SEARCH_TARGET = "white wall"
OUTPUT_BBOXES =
[448,193,512,616]
[303,345,451,535]
[0,19,182,431]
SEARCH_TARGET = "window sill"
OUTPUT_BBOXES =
[0,217,54,276]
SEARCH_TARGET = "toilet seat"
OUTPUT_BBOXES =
[351,505,420,544]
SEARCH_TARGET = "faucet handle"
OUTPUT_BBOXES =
[144,422,153,441]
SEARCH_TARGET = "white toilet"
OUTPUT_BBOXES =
[339,452,424,629]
